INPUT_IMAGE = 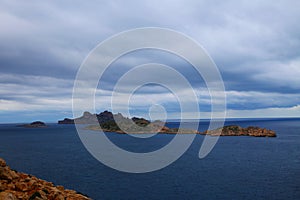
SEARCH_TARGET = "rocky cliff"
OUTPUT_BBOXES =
[0,158,91,200]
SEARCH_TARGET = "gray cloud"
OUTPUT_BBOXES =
[0,0,299,122]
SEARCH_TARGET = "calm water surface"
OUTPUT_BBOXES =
[0,118,299,199]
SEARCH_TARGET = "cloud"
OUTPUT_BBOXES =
[0,0,299,122]
[226,104,300,118]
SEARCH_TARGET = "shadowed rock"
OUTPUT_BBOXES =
[58,118,74,124]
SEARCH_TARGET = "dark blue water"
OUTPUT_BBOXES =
[0,118,299,199]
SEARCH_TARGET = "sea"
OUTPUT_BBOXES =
[0,118,299,200]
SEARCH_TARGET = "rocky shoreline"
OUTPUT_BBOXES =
[87,124,276,137]
[0,158,91,200]
[202,125,276,137]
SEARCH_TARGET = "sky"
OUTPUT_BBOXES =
[0,0,300,123]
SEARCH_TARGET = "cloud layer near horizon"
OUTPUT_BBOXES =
[0,0,299,122]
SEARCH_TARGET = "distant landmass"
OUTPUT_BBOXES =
[17,121,47,128]
[58,110,119,124]
[59,110,198,134]
[58,111,276,137]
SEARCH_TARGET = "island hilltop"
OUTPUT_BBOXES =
[17,121,47,128]
[58,111,276,137]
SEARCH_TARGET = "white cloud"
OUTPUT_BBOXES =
[254,58,300,89]
[226,105,300,118]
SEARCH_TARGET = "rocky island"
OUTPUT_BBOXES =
[59,111,199,134]
[17,121,47,128]
[202,125,276,137]
[0,158,90,200]
[58,111,123,124]
[59,111,276,137]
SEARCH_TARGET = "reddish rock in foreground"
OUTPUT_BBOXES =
[0,158,91,200]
